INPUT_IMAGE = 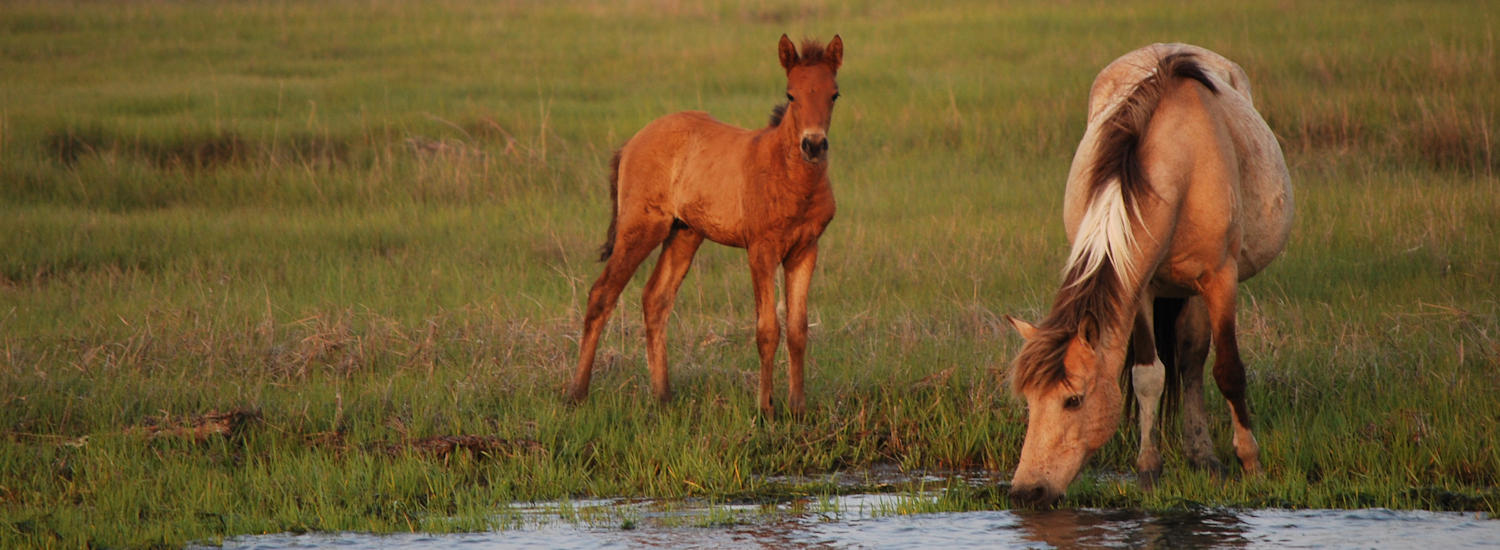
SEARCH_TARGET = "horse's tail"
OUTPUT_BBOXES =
[1065,52,1220,287]
[1153,297,1187,420]
[597,150,623,262]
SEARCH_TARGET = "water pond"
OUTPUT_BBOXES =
[206,492,1497,549]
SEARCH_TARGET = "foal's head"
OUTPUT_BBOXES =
[775,34,843,163]
[1004,316,1124,508]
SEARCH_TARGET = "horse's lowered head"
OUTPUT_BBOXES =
[775,34,842,164]
[1004,315,1124,508]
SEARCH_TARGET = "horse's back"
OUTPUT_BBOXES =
[1067,44,1292,282]
[1150,74,1290,283]
[1085,43,1254,124]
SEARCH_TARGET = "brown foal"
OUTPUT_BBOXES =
[569,35,844,416]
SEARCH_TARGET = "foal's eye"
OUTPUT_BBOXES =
[786,93,795,102]
[1063,395,1084,410]
[831,92,840,102]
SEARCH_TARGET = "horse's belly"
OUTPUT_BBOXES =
[1232,165,1293,280]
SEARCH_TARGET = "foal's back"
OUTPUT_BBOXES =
[616,111,763,247]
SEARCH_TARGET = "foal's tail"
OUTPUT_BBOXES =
[597,150,623,262]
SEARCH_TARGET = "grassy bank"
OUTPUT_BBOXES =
[2,0,1497,547]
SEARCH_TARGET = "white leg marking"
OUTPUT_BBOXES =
[1133,358,1166,476]
[1228,403,1262,474]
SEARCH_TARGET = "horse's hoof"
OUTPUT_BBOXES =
[1240,458,1264,477]
[1196,459,1227,478]
[1137,468,1161,490]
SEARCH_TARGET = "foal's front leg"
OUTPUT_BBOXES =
[782,243,819,417]
[748,246,782,416]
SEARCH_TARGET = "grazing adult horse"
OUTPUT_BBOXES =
[569,35,843,416]
[1004,43,1293,507]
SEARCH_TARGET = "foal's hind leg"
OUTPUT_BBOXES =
[1129,300,1166,487]
[1173,297,1223,472]
[1199,264,1262,474]
[641,226,705,403]
[569,217,673,403]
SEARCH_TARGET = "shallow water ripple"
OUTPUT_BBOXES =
[207,496,1498,549]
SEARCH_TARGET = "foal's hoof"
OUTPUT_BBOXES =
[788,400,807,420]
[566,385,589,404]
[757,402,776,419]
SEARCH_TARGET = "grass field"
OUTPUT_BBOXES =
[2,0,1498,547]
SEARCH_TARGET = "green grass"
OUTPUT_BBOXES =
[2,0,1498,547]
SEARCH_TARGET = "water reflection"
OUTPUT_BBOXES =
[210,496,1499,550]
[1014,508,1248,549]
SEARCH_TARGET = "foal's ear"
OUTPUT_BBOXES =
[777,34,798,71]
[1004,315,1039,341]
[825,35,843,71]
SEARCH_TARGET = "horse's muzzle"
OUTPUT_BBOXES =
[1008,484,1062,508]
[800,134,828,163]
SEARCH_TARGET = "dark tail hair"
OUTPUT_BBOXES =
[1153,297,1187,420]
[597,150,623,261]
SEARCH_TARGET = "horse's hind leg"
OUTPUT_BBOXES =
[1199,264,1262,474]
[1173,296,1223,472]
[1130,300,1166,487]
[641,225,704,403]
[569,216,672,403]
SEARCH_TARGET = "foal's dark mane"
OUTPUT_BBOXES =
[769,103,789,127]
[1011,53,1219,394]
[768,39,836,128]
[790,38,833,67]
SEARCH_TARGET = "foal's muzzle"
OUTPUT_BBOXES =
[800,133,829,163]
